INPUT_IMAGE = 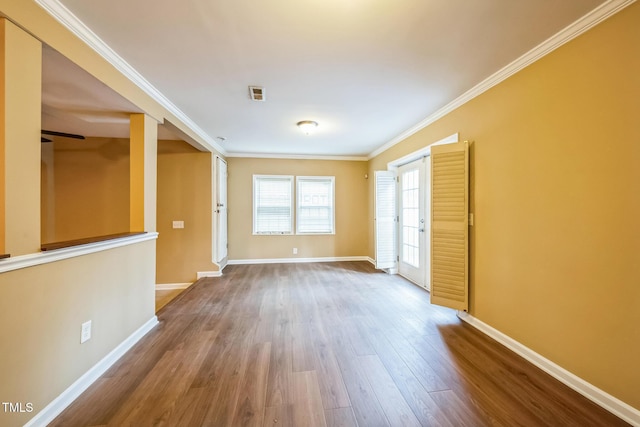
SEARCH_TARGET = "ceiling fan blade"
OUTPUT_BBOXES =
[41,130,85,140]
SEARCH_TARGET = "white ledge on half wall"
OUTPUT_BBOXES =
[457,311,640,426]
[0,232,159,274]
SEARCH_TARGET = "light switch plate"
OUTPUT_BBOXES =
[172,220,185,229]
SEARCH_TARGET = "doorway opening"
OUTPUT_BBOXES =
[376,133,459,291]
[398,157,429,289]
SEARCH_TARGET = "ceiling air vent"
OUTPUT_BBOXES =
[249,86,265,101]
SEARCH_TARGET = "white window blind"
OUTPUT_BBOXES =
[253,175,293,234]
[296,176,335,234]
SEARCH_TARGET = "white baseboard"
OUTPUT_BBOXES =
[216,258,228,271]
[25,316,159,427]
[155,282,191,290]
[197,271,223,279]
[366,257,375,266]
[457,312,640,426]
[227,256,370,265]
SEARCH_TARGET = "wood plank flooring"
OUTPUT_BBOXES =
[156,288,185,312]
[51,262,629,426]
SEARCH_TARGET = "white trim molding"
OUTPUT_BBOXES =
[458,312,640,426]
[155,283,192,290]
[368,0,637,159]
[35,0,635,161]
[226,152,368,162]
[216,258,228,272]
[0,232,158,274]
[197,271,223,279]
[25,316,159,427]
[227,256,371,265]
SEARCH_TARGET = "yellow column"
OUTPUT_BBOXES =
[129,113,157,232]
[0,19,41,255]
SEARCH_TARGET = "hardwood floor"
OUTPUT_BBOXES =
[156,288,186,312]
[51,262,629,426]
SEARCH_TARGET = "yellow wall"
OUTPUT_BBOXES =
[40,137,130,243]
[156,140,220,283]
[40,137,222,283]
[0,239,156,427]
[228,157,369,260]
[1,18,41,256]
[369,3,640,409]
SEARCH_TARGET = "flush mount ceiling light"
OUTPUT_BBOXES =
[297,120,318,135]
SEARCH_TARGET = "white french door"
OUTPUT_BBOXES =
[213,156,227,263]
[398,158,428,289]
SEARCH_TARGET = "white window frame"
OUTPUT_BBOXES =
[296,176,335,235]
[253,175,294,235]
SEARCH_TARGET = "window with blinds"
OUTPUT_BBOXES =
[296,176,335,234]
[253,175,294,234]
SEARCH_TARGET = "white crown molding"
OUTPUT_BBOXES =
[458,312,640,426]
[227,256,370,265]
[0,232,158,274]
[35,0,634,161]
[34,0,226,156]
[226,152,368,162]
[368,0,637,160]
[25,316,158,427]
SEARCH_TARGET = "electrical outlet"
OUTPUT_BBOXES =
[172,220,184,229]
[81,320,92,344]
[293,247,298,255]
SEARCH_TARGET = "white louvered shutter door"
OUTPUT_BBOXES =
[430,142,469,311]
[375,171,397,270]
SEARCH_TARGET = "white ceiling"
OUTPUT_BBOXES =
[41,0,605,157]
